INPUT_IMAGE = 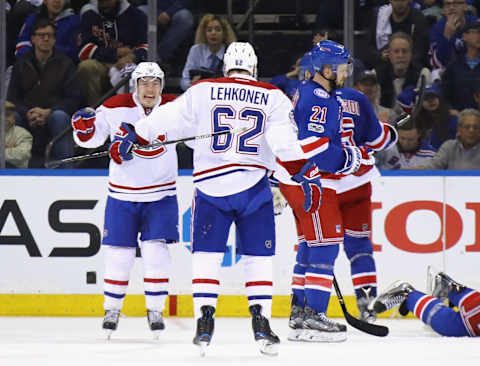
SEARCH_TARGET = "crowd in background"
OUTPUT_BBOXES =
[2,0,480,170]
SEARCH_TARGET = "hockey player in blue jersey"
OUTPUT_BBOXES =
[373,267,480,337]
[334,85,398,323]
[276,40,365,342]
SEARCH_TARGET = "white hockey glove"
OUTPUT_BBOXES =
[271,187,288,216]
[336,145,362,175]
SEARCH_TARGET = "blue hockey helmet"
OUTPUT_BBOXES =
[311,40,353,77]
[299,51,314,81]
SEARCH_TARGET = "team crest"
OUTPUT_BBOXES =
[133,134,167,158]
[314,88,329,99]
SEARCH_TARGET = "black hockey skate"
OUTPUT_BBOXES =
[429,269,465,301]
[147,310,165,339]
[288,304,305,341]
[373,281,414,314]
[193,305,215,357]
[357,286,377,323]
[301,306,347,342]
[249,304,280,356]
[102,310,120,340]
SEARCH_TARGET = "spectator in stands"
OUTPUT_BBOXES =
[365,0,429,69]
[77,0,148,106]
[138,0,194,66]
[430,0,478,71]
[15,0,80,61]
[312,27,330,45]
[354,68,393,122]
[269,53,304,100]
[474,83,480,110]
[375,32,424,110]
[413,0,444,25]
[376,121,436,169]
[4,100,33,169]
[414,108,480,169]
[7,18,81,167]
[180,13,236,91]
[441,19,480,113]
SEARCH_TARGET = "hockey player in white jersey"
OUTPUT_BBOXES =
[108,42,326,356]
[71,62,178,339]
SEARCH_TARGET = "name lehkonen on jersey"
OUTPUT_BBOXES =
[210,86,269,105]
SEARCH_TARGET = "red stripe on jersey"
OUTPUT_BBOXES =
[300,137,329,154]
[192,279,220,285]
[305,276,332,288]
[352,275,377,287]
[193,163,267,177]
[367,124,390,150]
[79,43,96,60]
[195,77,280,90]
[245,281,273,287]
[144,278,169,283]
[104,279,129,286]
[102,94,137,108]
[292,276,305,286]
[414,295,435,318]
[108,180,175,190]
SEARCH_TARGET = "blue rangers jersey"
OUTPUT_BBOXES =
[334,87,398,193]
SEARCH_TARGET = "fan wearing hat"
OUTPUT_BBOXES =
[354,69,392,122]
[3,101,33,168]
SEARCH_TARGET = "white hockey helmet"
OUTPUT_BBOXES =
[131,62,165,92]
[223,42,258,78]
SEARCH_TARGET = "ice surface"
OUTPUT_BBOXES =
[0,317,478,366]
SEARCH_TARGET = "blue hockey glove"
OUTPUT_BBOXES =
[292,160,323,213]
[109,122,138,164]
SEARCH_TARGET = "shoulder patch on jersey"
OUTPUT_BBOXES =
[103,94,136,109]
[313,88,329,99]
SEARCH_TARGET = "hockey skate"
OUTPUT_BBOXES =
[102,310,120,340]
[372,281,414,314]
[300,306,347,342]
[249,304,280,356]
[427,266,465,301]
[193,305,215,357]
[147,310,165,339]
[288,304,305,341]
[357,287,376,323]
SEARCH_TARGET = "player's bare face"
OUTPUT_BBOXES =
[137,77,162,108]
[335,63,351,87]
[205,20,224,47]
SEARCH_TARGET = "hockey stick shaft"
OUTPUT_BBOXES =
[45,127,245,168]
[332,275,389,337]
[397,74,426,127]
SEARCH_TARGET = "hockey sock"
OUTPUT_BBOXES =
[192,251,223,319]
[141,239,170,312]
[406,291,469,336]
[243,255,273,318]
[448,287,476,308]
[343,235,377,299]
[103,245,136,310]
[292,241,308,307]
[304,245,339,313]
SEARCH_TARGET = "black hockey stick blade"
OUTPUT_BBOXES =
[332,276,389,337]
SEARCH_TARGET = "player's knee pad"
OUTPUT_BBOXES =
[308,244,339,267]
[141,239,171,276]
[343,236,373,262]
[192,251,224,278]
[104,245,136,278]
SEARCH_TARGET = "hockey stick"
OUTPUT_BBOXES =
[397,73,426,127]
[332,275,389,337]
[45,127,246,168]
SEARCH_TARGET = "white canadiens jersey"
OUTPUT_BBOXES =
[135,73,304,197]
[73,93,178,202]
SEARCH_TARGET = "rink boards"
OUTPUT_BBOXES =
[0,170,479,317]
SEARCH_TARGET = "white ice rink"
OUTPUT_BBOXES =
[1,316,478,366]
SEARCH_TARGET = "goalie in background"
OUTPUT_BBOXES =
[372,267,480,337]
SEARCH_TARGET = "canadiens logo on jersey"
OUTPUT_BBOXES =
[133,134,167,159]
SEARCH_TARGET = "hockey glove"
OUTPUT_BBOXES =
[271,187,288,216]
[336,145,362,175]
[71,107,96,142]
[109,122,138,164]
[292,160,323,213]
